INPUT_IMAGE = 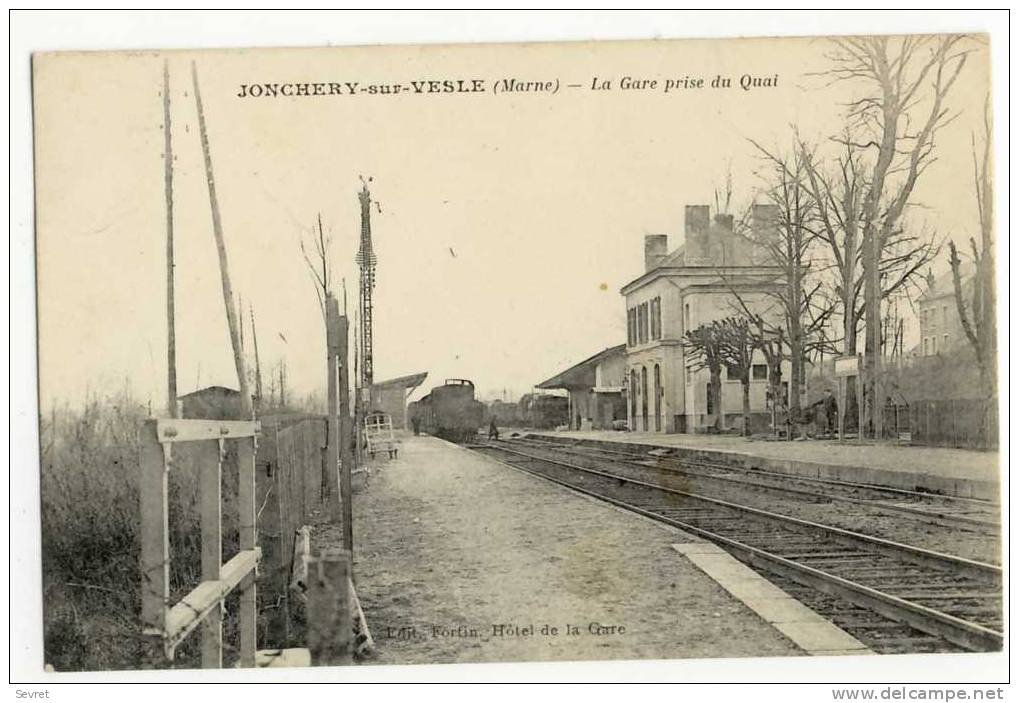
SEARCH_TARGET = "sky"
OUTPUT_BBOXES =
[33,35,991,409]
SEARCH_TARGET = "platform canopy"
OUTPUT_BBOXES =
[370,371,428,391]
[537,345,625,391]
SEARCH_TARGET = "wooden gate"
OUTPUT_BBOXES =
[139,418,260,668]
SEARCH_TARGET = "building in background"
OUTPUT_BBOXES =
[536,345,627,430]
[370,372,428,429]
[621,204,791,434]
[917,267,973,358]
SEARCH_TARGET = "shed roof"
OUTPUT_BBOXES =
[536,344,626,390]
[179,385,240,399]
[371,372,428,391]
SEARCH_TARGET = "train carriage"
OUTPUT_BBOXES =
[408,379,485,442]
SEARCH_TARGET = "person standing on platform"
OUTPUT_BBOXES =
[823,388,839,439]
[488,418,499,440]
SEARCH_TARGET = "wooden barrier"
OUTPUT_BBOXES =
[910,398,999,450]
[139,418,260,667]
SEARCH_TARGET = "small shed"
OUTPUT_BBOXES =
[179,385,245,420]
[369,372,428,430]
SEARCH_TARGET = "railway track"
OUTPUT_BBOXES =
[519,434,1000,534]
[468,438,1003,655]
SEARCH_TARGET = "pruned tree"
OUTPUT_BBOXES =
[744,313,789,431]
[949,94,995,395]
[819,34,970,436]
[682,322,727,431]
[715,317,757,436]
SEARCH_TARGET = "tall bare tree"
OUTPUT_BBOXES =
[948,94,995,395]
[802,137,939,427]
[821,35,969,436]
[727,142,836,416]
[301,213,333,320]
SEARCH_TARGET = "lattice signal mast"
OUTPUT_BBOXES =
[355,177,378,388]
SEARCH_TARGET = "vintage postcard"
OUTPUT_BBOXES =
[29,28,1003,680]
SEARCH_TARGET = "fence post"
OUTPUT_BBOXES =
[337,313,354,555]
[306,549,352,666]
[326,296,343,523]
[236,435,257,667]
[200,440,224,668]
[139,420,170,667]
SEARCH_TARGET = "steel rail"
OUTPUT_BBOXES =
[490,441,1000,580]
[473,443,1002,653]
[514,436,999,532]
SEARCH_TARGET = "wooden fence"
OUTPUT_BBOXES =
[910,398,999,450]
[256,415,328,647]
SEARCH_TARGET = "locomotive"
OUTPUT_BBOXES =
[408,379,485,442]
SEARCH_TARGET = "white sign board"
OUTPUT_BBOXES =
[834,355,860,378]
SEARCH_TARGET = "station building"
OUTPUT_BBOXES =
[620,204,791,433]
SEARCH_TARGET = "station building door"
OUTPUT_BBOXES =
[641,366,649,431]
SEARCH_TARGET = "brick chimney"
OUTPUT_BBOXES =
[714,213,734,231]
[644,234,668,271]
[684,205,711,263]
[751,203,781,264]
[712,214,736,264]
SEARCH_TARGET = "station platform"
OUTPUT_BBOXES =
[349,435,869,666]
[526,430,1001,501]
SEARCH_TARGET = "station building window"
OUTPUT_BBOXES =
[650,297,662,340]
[752,364,767,381]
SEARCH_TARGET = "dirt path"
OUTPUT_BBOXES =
[322,436,800,666]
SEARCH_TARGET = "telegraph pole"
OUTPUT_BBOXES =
[192,61,252,415]
[163,60,178,418]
